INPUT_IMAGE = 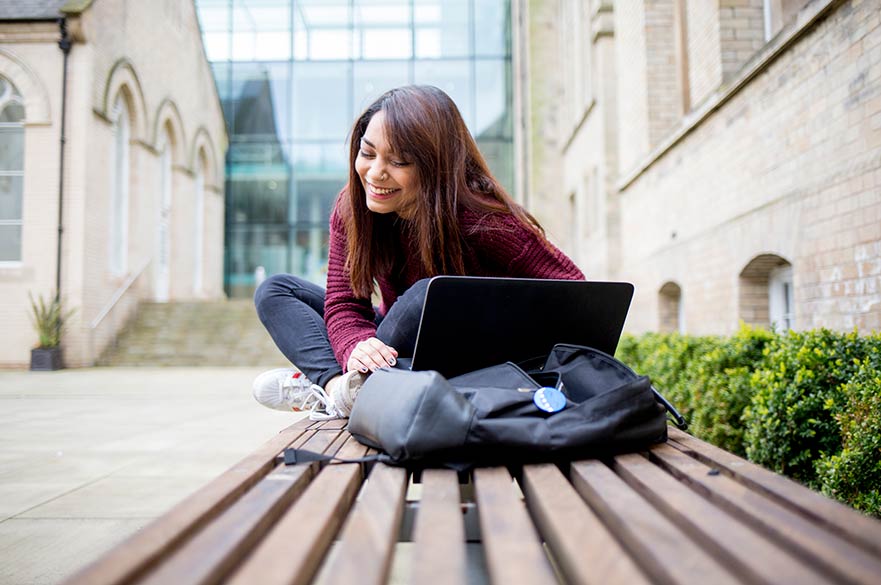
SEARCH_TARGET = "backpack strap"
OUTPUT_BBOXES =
[651,386,688,430]
[282,448,393,474]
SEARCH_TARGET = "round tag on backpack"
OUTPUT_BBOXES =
[534,387,567,413]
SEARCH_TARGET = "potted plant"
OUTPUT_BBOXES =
[28,292,72,371]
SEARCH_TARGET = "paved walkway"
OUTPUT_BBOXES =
[0,367,302,585]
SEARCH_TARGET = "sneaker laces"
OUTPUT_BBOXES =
[280,373,329,414]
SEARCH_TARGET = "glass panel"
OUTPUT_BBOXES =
[0,224,21,261]
[353,61,410,114]
[354,0,412,59]
[291,142,348,176]
[0,103,25,123]
[0,175,23,220]
[231,0,291,61]
[414,0,469,58]
[203,32,231,61]
[290,225,329,285]
[292,62,351,140]
[476,138,513,194]
[475,59,511,139]
[414,60,473,128]
[360,28,412,59]
[474,0,509,57]
[354,0,411,25]
[228,61,291,143]
[295,0,352,60]
[226,224,289,296]
[228,148,290,224]
[0,126,24,171]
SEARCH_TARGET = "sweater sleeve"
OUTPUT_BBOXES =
[478,214,586,280]
[324,203,378,370]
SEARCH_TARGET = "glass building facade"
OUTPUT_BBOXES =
[195,0,515,297]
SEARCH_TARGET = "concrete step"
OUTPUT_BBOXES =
[98,300,289,367]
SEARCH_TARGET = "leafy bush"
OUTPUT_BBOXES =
[686,325,776,455]
[743,329,869,485]
[616,332,720,423]
[619,328,881,517]
[815,347,881,516]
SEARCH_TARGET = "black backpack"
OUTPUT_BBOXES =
[328,344,684,468]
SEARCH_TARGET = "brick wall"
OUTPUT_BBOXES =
[719,0,767,81]
[618,0,881,333]
[527,0,881,336]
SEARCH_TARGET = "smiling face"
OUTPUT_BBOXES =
[355,110,419,218]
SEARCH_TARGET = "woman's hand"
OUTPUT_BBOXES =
[347,337,398,373]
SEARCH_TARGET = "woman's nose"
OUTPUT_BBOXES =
[367,162,387,181]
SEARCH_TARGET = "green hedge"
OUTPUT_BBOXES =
[616,326,881,517]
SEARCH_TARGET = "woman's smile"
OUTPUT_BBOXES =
[366,183,401,199]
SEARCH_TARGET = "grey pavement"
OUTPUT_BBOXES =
[0,367,303,585]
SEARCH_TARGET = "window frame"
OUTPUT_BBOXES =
[0,76,26,266]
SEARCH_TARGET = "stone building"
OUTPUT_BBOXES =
[0,0,227,367]
[524,0,881,335]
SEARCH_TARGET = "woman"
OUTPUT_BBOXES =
[253,85,584,419]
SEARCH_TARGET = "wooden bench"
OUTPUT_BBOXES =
[63,418,881,585]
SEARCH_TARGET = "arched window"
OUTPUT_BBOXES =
[739,254,794,331]
[109,96,130,275]
[193,153,206,294]
[0,76,25,262]
[659,281,684,333]
[155,130,173,301]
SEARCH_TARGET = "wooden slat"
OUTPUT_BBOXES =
[613,453,832,585]
[319,462,409,585]
[652,442,881,585]
[62,417,313,585]
[134,428,343,585]
[309,418,349,430]
[411,469,467,585]
[570,459,740,585]
[668,427,881,557]
[520,463,650,585]
[474,467,557,585]
[226,435,368,585]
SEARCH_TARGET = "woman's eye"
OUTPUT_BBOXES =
[391,160,410,167]
[359,150,375,158]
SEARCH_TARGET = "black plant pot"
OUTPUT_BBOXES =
[30,347,64,371]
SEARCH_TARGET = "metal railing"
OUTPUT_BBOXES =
[88,258,152,365]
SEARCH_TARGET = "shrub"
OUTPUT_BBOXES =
[815,345,881,517]
[743,329,869,486]
[616,332,719,423]
[686,325,776,455]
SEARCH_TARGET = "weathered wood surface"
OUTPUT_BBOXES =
[64,421,881,585]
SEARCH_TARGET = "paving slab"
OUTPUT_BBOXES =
[0,366,303,585]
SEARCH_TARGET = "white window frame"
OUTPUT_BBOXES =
[194,163,205,294]
[769,264,794,332]
[109,96,130,276]
[0,76,25,266]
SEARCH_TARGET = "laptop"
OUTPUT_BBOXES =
[405,276,634,379]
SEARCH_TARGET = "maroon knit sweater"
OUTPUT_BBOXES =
[324,199,585,369]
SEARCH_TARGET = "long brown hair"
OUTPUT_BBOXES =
[343,85,544,298]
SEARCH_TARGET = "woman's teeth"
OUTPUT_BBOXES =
[372,186,397,194]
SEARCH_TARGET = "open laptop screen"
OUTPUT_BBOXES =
[410,276,634,379]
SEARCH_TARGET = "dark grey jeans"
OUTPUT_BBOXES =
[254,274,429,387]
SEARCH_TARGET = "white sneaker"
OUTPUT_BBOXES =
[251,368,331,416]
[324,370,367,418]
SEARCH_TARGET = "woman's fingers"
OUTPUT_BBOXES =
[349,337,397,372]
